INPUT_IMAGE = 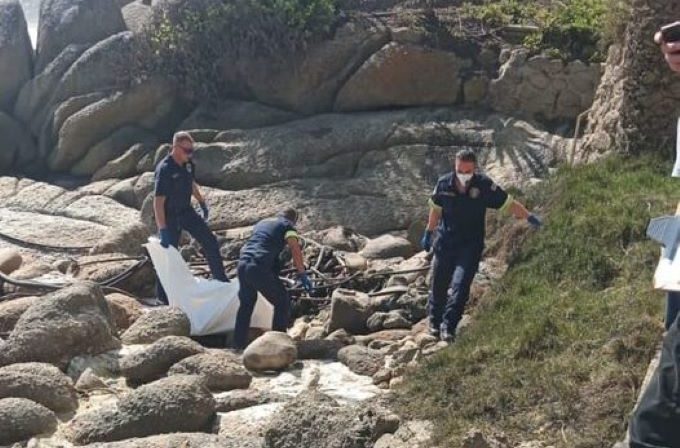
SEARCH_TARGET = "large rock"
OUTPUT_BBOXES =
[0,0,33,113]
[121,0,154,34]
[367,311,411,332]
[263,390,398,448]
[105,293,143,332]
[50,32,140,103]
[168,351,252,391]
[243,331,297,371]
[0,282,120,368]
[360,234,414,259]
[327,289,374,335]
[0,110,37,171]
[121,307,191,344]
[318,226,367,252]
[93,143,153,181]
[179,99,299,131]
[120,336,205,384]
[0,397,58,445]
[50,77,176,172]
[14,44,87,135]
[180,108,566,236]
[489,49,602,122]
[71,126,158,176]
[0,362,78,413]
[337,344,385,376]
[35,0,126,72]
[233,18,390,114]
[214,389,284,413]
[65,375,216,445]
[0,296,38,334]
[0,177,144,250]
[80,433,259,448]
[335,43,467,111]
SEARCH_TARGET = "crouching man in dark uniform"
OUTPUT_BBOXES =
[421,150,542,342]
[234,209,312,349]
[153,131,228,304]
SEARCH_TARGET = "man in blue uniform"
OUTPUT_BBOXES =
[154,131,228,304]
[234,209,312,349]
[421,150,542,342]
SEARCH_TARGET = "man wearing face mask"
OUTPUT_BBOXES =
[421,149,542,342]
[153,131,228,305]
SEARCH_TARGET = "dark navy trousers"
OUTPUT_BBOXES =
[667,291,680,331]
[428,241,483,333]
[234,258,291,349]
[157,208,227,304]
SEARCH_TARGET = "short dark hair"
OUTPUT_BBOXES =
[280,208,298,223]
[455,149,477,164]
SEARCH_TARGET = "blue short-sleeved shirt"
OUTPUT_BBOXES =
[430,172,510,250]
[154,155,195,216]
[240,217,299,269]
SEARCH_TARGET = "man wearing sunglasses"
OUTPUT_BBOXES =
[153,131,229,305]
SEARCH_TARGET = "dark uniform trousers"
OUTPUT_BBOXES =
[629,314,680,447]
[234,257,290,349]
[428,241,483,332]
[156,208,227,304]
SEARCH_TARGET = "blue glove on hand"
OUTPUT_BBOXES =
[421,230,433,252]
[298,272,313,293]
[527,214,543,229]
[159,228,172,248]
[199,201,209,221]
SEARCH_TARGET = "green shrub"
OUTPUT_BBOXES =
[140,0,339,99]
[462,0,630,62]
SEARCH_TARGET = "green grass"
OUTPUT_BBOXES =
[397,155,676,447]
[460,0,630,62]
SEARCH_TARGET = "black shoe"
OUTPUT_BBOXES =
[440,327,455,343]
[428,326,440,338]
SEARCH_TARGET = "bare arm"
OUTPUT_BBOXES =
[287,238,306,273]
[508,200,531,220]
[426,207,441,231]
[192,182,205,204]
[154,196,167,230]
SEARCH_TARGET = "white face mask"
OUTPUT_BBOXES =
[457,172,473,184]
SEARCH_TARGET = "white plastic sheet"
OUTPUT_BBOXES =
[145,238,273,336]
[655,247,680,292]
[672,118,680,178]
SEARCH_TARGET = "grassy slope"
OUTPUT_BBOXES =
[398,155,676,447]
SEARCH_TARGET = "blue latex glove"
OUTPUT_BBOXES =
[199,201,209,221]
[298,272,313,293]
[421,230,433,252]
[159,228,172,248]
[527,214,543,229]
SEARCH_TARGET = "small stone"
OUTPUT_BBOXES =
[243,331,297,372]
[75,368,108,392]
[325,329,355,345]
[372,368,392,385]
[0,249,22,275]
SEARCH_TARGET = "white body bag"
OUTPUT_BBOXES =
[145,238,273,335]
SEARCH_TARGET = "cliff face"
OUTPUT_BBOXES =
[580,0,680,159]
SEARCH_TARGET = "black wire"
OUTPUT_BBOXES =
[0,230,93,254]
